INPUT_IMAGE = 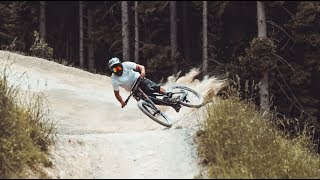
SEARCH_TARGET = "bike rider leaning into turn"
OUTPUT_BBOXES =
[108,57,181,112]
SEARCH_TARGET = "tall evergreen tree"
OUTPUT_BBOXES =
[182,1,191,66]
[170,1,178,73]
[39,1,46,41]
[134,1,139,63]
[79,1,85,67]
[257,1,269,112]
[203,1,208,76]
[88,7,94,71]
[122,1,130,62]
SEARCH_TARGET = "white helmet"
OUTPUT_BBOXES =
[108,57,121,69]
[108,57,123,76]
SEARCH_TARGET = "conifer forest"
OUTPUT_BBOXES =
[1,1,320,152]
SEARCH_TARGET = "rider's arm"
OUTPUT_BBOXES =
[114,90,126,108]
[136,64,146,78]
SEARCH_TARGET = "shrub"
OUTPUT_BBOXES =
[196,96,320,178]
[0,68,55,178]
[29,31,53,60]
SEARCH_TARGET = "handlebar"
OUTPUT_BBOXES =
[124,77,143,105]
[124,93,132,105]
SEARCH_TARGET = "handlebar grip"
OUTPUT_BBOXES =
[125,77,141,105]
[124,93,133,104]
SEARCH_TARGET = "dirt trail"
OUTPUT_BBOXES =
[0,50,224,178]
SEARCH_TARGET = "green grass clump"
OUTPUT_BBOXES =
[0,69,55,178]
[197,97,320,178]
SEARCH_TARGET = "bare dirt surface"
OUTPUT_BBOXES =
[0,50,224,179]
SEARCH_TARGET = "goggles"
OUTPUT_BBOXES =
[112,65,122,73]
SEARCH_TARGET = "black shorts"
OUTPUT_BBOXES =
[138,78,161,95]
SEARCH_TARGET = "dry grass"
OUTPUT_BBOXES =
[0,68,56,178]
[196,96,320,178]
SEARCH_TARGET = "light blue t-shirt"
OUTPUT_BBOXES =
[111,62,140,92]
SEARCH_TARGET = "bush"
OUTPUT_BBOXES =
[0,68,56,178]
[196,96,320,178]
[29,31,53,60]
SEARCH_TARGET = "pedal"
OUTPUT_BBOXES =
[170,95,180,103]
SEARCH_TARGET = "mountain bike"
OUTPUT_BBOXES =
[124,77,204,128]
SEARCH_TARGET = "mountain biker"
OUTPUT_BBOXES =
[108,57,181,112]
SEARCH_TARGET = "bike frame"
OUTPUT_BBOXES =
[124,78,157,107]
[124,77,187,108]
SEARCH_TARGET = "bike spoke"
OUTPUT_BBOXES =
[168,85,204,108]
[138,100,172,127]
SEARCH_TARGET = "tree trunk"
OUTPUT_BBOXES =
[257,1,269,112]
[122,1,130,62]
[66,38,69,59]
[134,1,139,63]
[203,1,208,76]
[182,1,190,66]
[79,1,84,67]
[170,1,178,73]
[39,1,46,41]
[88,8,95,71]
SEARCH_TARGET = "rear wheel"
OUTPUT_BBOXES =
[137,100,172,127]
[168,85,204,108]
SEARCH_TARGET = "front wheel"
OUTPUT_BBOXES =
[168,85,204,108]
[137,100,172,128]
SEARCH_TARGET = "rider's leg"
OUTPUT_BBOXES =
[159,86,180,112]
[140,78,170,96]
[159,87,168,95]
[145,78,177,100]
[140,78,179,111]
[160,86,175,98]
[139,78,155,95]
